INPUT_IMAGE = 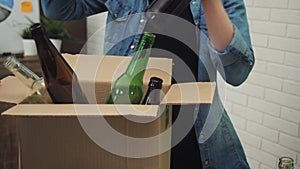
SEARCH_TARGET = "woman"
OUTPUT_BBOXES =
[41,0,255,168]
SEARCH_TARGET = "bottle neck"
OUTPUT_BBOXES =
[34,32,56,54]
[3,56,43,89]
[125,33,155,80]
[31,23,63,80]
[31,23,58,57]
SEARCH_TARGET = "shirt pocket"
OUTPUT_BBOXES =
[104,0,134,22]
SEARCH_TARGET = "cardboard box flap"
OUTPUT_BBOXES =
[161,82,216,105]
[2,104,160,117]
[63,54,172,87]
[63,54,173,104]
[0,76,33,104]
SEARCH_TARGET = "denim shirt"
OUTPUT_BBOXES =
[42,0,255,168]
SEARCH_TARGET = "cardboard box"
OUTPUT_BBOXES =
[2,54,215,169]
[0,76,34,103]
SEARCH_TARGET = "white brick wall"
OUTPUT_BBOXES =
[247,7,270,21]
[270,9,300,24]
[287,24,300,39]
[251,33,269,47]
[248,96,281,116]
[253,47,285,64]
[248,72,283,90]
[264,114,299,137]
[269,36,300,53]
[251,21,286,36]
[253,0,288,8]
[285,52,300,68]
[245,145,278,168]
[262,139,297,160]
[247,121,279,142]
[229,0,300,168]
[289,0,300,9]
[86,1,300,168]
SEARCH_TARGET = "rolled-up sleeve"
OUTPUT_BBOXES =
[208,25,254,67]
[207,0,255,86]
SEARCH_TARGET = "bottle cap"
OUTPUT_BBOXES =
[149,77,163,89]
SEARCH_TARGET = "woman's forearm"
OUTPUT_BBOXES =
[201,0,234,52]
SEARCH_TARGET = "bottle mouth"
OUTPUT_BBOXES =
[278,157,294,168]
[150,77,163,82]
[149,77,163,88]
[30,23,43,37]
[3,56,17,70]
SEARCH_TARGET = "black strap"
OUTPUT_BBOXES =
[144,3,203,169]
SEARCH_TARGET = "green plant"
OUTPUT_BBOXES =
[20,16,71,40]
[41,16,71,40]
[20,16,34,39]
[20,27,33,39]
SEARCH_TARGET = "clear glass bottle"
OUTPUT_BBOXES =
[278,157,294,169]
[142,77,163,105]
[106,33,156,104]
[3,56,52,103]
[30,23,88,104]
[3,56,46,95]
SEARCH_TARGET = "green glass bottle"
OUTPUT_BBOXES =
[106,33,156,104]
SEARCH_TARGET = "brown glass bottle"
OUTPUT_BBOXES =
[141,77,163,105]
[30,23,88,104]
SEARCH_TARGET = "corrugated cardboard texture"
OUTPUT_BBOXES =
[9,104,171,169]
[161,82,216,105]
[17,116,127,169]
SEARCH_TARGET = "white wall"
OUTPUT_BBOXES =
[0,0,40,54]
[87,1,300,168]
[86,12,107,54]
[227,0,300,168]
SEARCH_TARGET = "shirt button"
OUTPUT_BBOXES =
[205,160,209,166]
[245,51,250,57]
[140,19,145,23]
[130,45,135,49]
[200,133,205,139]
[249,61,253,66]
